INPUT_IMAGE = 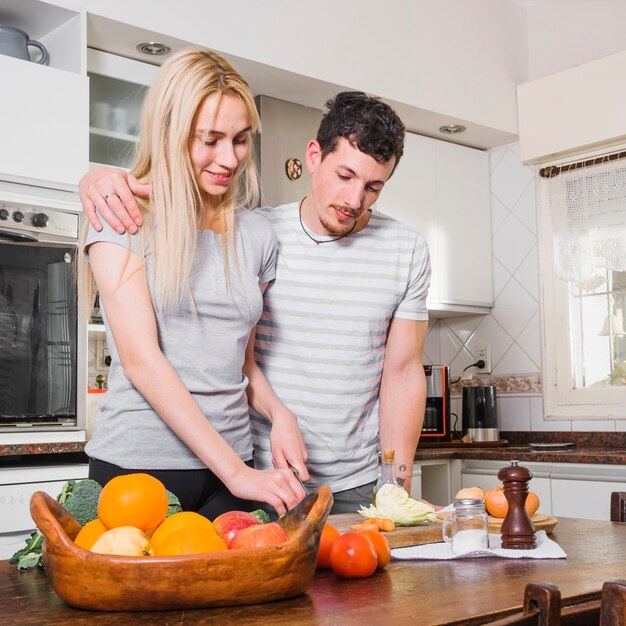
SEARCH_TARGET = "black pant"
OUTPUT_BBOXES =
[89,457,257,520]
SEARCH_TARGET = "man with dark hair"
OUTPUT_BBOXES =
[80,91,431,513]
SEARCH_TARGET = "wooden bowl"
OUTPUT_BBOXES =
[30,486,332,611]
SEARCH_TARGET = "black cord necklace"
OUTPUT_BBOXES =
[298,197,356,245]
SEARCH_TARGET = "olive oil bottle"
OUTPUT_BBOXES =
[372,449,399,505]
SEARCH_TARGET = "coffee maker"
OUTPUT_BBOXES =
[462,385,499,442]
[421,365,451,443]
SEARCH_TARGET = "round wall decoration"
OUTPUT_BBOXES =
[285,157,303,181]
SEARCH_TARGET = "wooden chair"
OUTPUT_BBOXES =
[488,579,626,625]
[599,580,626,626]
[610,492,626,522]
[488,582,561,625]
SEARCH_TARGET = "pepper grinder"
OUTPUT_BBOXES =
[497,460,537,550]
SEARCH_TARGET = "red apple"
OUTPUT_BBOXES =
[212,511,261,547]
[229,522,288,549]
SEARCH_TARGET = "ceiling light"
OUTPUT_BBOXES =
[439,124,466,135]
[136,42,171,56]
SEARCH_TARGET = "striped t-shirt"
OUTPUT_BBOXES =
[250,202,430,492]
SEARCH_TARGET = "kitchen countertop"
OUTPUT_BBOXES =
[414,445,626,465]
[0,442,86,458]
[415,431,626,465]
[1,433,625,465]
[1,517,624,625]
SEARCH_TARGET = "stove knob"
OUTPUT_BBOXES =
[0,209,8,221]
[13,211,24,223]
[32,213,49,228]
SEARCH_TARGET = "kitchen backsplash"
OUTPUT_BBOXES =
[423,143,625,434]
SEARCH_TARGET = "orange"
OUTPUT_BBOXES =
[98,473,169,531]
[150,511,216,554]
[74,518,107,550]
[156,527,227,556]
[316,523,340,569]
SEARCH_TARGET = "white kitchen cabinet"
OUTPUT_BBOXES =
[410,462,423,500]
[0,3,88,189]
[0,462,89,560]
[377,132,492,317]
[550,463,626,522]
[87,49,158,169]
[517,50,626,165]
[462,459,626,520]
[411,459,454,506]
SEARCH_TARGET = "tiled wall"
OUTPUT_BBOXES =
[423,143,623,433]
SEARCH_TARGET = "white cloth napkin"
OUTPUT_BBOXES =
[391,530,566,560]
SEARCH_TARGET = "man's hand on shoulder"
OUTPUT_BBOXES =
[79,166,151,234]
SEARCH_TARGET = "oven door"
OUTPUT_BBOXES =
[0,236,80,429]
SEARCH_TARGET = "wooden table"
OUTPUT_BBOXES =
[1,518,624,625]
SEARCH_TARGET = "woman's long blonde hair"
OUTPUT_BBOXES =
[79,48,261,318]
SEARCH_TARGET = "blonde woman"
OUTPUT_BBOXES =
[80,49,306,517]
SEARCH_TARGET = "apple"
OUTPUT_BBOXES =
[229,522,288,549]
[212,511,261,547]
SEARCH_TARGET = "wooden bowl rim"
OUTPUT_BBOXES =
[31,485,333,564]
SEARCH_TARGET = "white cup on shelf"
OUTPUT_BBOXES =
[91,101,111,130]
[110,107,129,134]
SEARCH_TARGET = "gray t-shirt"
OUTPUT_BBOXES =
[84,209,277,470]
[251,203,430,492]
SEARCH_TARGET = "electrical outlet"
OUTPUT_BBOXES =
[474,343,492,374]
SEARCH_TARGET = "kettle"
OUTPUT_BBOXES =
[462,385,499,442]
[0,25,49,65]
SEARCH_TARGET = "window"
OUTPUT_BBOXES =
[539,151,626,419]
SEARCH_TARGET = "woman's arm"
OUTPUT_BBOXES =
[243,323,309,481]
[89,242,304,514]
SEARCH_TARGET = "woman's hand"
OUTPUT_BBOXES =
[269,408,309,481]
[79,166,151,234]
[227,464,306,516]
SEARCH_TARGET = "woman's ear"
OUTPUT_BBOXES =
[305,140,322,174]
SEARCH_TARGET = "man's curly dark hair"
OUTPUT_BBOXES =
[316,91,405,174]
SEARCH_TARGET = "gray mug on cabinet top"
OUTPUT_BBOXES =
[0,25,49,65]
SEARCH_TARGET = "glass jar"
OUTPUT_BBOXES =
[373,449,400,504]
[442,498,489,554]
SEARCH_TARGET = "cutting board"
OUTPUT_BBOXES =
[328,513,443,549]
[435,510,559,534]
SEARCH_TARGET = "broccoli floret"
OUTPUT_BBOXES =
[166,490,183,518]
[250,509,271,523]
[57,479,102,526]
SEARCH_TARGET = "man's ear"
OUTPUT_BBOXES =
[305,139,322,173]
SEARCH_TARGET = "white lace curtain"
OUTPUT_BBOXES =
[541,157,626,282]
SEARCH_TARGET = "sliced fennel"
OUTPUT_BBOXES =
[359,483,436,525]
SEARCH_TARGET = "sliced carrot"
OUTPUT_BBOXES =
[350,520,381,532]
[379,518,396,532]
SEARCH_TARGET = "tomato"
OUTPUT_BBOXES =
[329,531,378,578]
[316,524,340,569]
[358,529,391,569]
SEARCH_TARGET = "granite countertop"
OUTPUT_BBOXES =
[414,445,626,465]
[415,431,626,465]
[0,442,86,459]
[0,432,624,465]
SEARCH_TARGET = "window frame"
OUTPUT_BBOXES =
[539,158,626,420]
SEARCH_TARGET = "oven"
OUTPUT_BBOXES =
[0,182,85,433]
